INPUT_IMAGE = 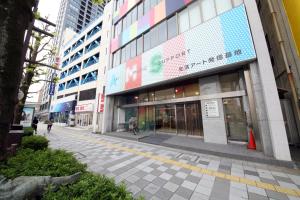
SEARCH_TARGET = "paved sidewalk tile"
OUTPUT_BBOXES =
[43,125,300,200]
[163,182,179,193]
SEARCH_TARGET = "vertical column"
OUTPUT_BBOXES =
[199,76,227,144]
[102,96,115,133]
[244,0,291,161]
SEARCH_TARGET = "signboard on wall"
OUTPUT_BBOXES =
[75,104,94,113]
[49,82,55,95]
[97,93,105,112]
[204,100,219,118]
[20,107,35,127]
[106,5,256,95]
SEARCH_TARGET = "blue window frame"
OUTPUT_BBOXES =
[72,36,85,51]
[68,63,81,75]
[62,59,69,68]
[87,23,102,40]
[85,37,101,53]
[66,77,80,89]
[83,53,99,68]
[81,70,98,85]
[58,83,65,91]
[70,49,83,63]
[64,48,71,57]
[60,71,68,79]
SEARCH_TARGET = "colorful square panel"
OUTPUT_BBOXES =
[165,0,185,16]
[125,56,142,90]
[154,0,166,24]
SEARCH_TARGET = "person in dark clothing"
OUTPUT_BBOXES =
[32,117,39,134]
[47,118,54,133]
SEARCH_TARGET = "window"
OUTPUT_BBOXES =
[215,0,232,14]
[79,88,96,101]
[121,47,126,63]
[201,0,216,21]
[175,87,184,98]
[144,31,151,51]
[114,21,122,37]
[123,16,127,30]
[144,0,151,14]
[189,1,201,28]
[155,88,174,101]
[131,6,137,23]
[137,36,143,55]
[125,43,131,60]
[150,25,159,48]
[178,9,189,33]
[167,15,177,39]
[150,0,157,8]
[219,73,241,92]
[138,93,149,103]
[113,50,120,67]
[126,12,132,28]
[130,39,137,58]
[137,2,143,20]
[184,83,200,97]
[158,21,167,44]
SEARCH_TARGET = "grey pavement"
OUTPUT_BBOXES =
[38,124,300,200]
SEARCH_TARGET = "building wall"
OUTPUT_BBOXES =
[51,17,107,128]
[102,0,291,161]
[257,0,300,144]
[39,0,106,121]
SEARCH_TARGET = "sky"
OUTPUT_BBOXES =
[28,0,61,102]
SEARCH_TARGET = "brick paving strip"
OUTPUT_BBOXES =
[57,131,300,198]
[41,125,300,200]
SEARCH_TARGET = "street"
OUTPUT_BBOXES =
[38,124,300,200]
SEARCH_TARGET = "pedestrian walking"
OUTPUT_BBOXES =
[32,117,38,134]
[47,118,54,134]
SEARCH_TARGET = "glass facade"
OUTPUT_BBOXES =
[107,0,258,147]
[113,71,248,141]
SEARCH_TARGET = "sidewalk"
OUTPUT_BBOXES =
[105,131,297,169]
[41,125,300,200]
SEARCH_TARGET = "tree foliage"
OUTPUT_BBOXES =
[14,17,57,123]
[91,0,105,5]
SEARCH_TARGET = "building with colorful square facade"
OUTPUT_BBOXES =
[102,0,293,161]
[50,1,113,130]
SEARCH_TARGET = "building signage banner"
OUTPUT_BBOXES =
[49,83,55,96]
[97,93,105,113]
[75,104,94,113]
[20,107,35,127]
[107,5,256,95]
[50,100,76,113]
[49,73,57,96]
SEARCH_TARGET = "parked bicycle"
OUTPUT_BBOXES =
[128,117,138,135]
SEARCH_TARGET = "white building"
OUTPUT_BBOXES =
[50,4,112,129]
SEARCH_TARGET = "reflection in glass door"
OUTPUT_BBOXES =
[223,97,248,142]
[138,106,155,132]
[155,105,176,133]
[186,103,203,136]
[176,104,186,134]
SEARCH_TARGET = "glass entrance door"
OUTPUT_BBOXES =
[186,102,203,136]
[176,104,186,134]
[223,97,248,142]
[138,106,155,132]
[155,105,176,133]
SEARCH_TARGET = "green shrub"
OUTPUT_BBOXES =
[23,127,34,137]
[21,135,48,150]
[0,148,86,179]
[43,172,143,200]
